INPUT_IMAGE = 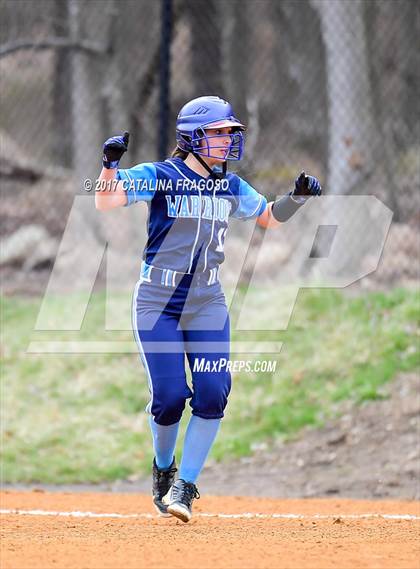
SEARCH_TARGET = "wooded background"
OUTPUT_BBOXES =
[0,0,418,291]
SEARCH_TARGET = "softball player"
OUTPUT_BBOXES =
[96,96,321,522]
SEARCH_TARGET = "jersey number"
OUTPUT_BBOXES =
[215,227,227,253]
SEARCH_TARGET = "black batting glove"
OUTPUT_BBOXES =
[292,171,322,199]
[102,131,130,169]
[271,171,322,223]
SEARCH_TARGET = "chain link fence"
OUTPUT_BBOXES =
[1,0,419,293]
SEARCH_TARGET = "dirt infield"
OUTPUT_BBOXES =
[1,491,419,569]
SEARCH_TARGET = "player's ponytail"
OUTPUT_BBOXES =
[170,147,188,160]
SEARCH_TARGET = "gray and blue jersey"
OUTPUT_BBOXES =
[117,157,267,274]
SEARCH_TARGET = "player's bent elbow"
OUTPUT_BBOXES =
[94,200,110,212]
[95,193,127,211]
[95,196,109,211]
[257,202,281,229]
[256,215,269,228]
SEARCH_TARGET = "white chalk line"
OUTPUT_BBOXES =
[0,509,419,521]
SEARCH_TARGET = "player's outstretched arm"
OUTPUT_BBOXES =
[257,171,322,229]
[95,132,130,211]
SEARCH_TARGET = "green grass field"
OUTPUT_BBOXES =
[1,287,419,484]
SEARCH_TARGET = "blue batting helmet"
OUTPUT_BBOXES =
[176,96,245,160]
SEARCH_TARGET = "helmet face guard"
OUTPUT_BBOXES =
[175,96,246,161]
[176,125,244,161]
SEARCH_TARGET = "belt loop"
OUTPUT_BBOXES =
[160,268,177,288]
[207,267,218,286]
[161,269,167,286]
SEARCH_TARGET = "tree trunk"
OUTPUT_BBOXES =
[189,0,224,96]
[224,0,248,123]
[68,0,108,247]
[52,0,72,168]
[101,1,130,137]
[311,0,376,195]
[69,0,104,185]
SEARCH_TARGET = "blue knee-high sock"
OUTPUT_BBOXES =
[149,416,180,470]
[179,416,221,483]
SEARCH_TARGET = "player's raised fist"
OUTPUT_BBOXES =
[102,131,130,169]
[293,171,322,197]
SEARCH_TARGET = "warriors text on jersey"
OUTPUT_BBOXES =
[117,157,267,274]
